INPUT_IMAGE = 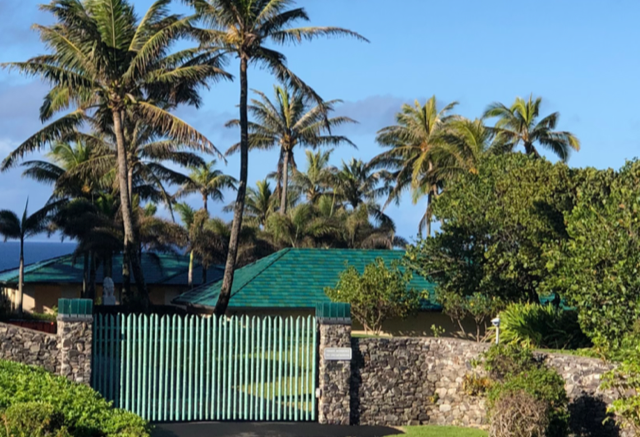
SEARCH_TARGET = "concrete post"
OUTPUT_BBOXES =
[318,310,352,425]
[57,299,93,385]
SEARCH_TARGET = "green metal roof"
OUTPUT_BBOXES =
[0,253,223,287]
[173,248,439,310]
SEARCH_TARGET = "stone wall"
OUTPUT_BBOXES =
[57,315,93,385]
[350,337,627,436]
[0,322,58,373]
[318,322,352,425]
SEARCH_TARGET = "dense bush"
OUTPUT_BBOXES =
[325,258,422,334]
[0,361,149,437]
[1,402,70,437]
[601,349,640,433]
[484,345,569,437]
[498,303,591,350]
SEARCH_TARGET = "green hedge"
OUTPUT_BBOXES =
[0,360,149,437]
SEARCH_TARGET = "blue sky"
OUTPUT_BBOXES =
[0,0,639,242]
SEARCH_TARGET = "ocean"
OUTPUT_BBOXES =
[0,241,77,272]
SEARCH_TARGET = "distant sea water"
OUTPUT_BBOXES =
[0,241,77,272]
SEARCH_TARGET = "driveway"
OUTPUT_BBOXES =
[152,422,404,437]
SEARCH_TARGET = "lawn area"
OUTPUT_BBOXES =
[401,425,487,437]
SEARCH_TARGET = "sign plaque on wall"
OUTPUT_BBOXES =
[323,347,352,361]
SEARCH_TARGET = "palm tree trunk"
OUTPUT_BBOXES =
[188,250,194,288]
[280,150,290,215]
[88,251,96,300]
[202,263,207,284]
[17,236,24,316]
[82,253,89,298]
[112,109,149,309]
[215,57,249,316]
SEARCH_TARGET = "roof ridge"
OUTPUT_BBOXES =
[229,248,291,298]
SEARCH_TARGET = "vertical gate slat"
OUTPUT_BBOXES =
[289,317,294,421]
[259,317,266,421]
[177,314,183,421]
[295,317,300,421]
[214,316,221,420]
[222,316,228,420]
[169,315,175,421]
[152,315,158,421]
[206,316,212,421]
[311,316,317,421]
[305,315,310,421]
[278,317,283,421]
[156,316,166,421]
[250,316,256,420]
[232,316,238,420]
[243,316,248,420]
[237,316,242,421]
[143,314,149,420]
[124,314,131,412]
[188,315,194,421]
[117,314,123,409]
[109,314,116,403]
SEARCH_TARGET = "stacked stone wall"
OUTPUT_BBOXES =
[351,337,628,436]
[0,322,58,373]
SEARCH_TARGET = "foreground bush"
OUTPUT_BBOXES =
[498,303,590,350]
[601,350,640,433]
[0,361,149,437]
[484,345,569,437]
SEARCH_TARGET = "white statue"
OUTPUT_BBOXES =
[102,277,116,305]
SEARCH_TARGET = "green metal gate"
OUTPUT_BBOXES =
[92,314,317,422]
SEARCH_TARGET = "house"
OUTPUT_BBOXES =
[173,248,469,337]
[0,253,223,313]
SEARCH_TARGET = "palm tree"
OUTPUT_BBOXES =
[265,203,334,249]
[291,149,337,204]
[225,179,277,228]
[0,200,61,314]
[175,202,198,287]
[177,161,237,212]
[372,96,459,236]
[227,85,355,214]
[188,0,367,315]
[1,0,229,307]
[483,94,580,162]
[334,158,388,210]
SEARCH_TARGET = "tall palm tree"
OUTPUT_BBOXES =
[175,202,198,287]
[334,158,388,210]
[1,0,229,307]
[177,161,237,212]
[227,85,355,214]
[372,96,459,236]
[188,0,367,315]
[483,94,580,162]
[265,203,334,249]
[0,200,61,314]
[291,149,337,204]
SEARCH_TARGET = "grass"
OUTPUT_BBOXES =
[401,425,487,437]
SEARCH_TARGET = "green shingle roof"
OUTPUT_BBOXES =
[173,248,439,310]
[0,253,223,286]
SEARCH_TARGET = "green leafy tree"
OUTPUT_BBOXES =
[483,94,580,162]
[405,154,576,334]
[2,0,228,307]
[545,161,639,351]
[601,349,640,433]
[188,0,367,315]
[372,96,460,235]
[227,85,355,214]
[0,200,61,314]
[325,258,421,334]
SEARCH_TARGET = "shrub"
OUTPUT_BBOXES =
[1,402,70,437]
[483,345,569,437]
[498,302,591,350]
[601,351,640,433]
[325,258,422,334]
[489,390,549,437]
[0,361,149,437]
[462,373,492,396]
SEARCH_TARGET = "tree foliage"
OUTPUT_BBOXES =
[325,258,421,333]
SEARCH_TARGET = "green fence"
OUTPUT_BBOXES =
[92,314,317,422]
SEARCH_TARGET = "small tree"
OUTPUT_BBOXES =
[325,258,421,334]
